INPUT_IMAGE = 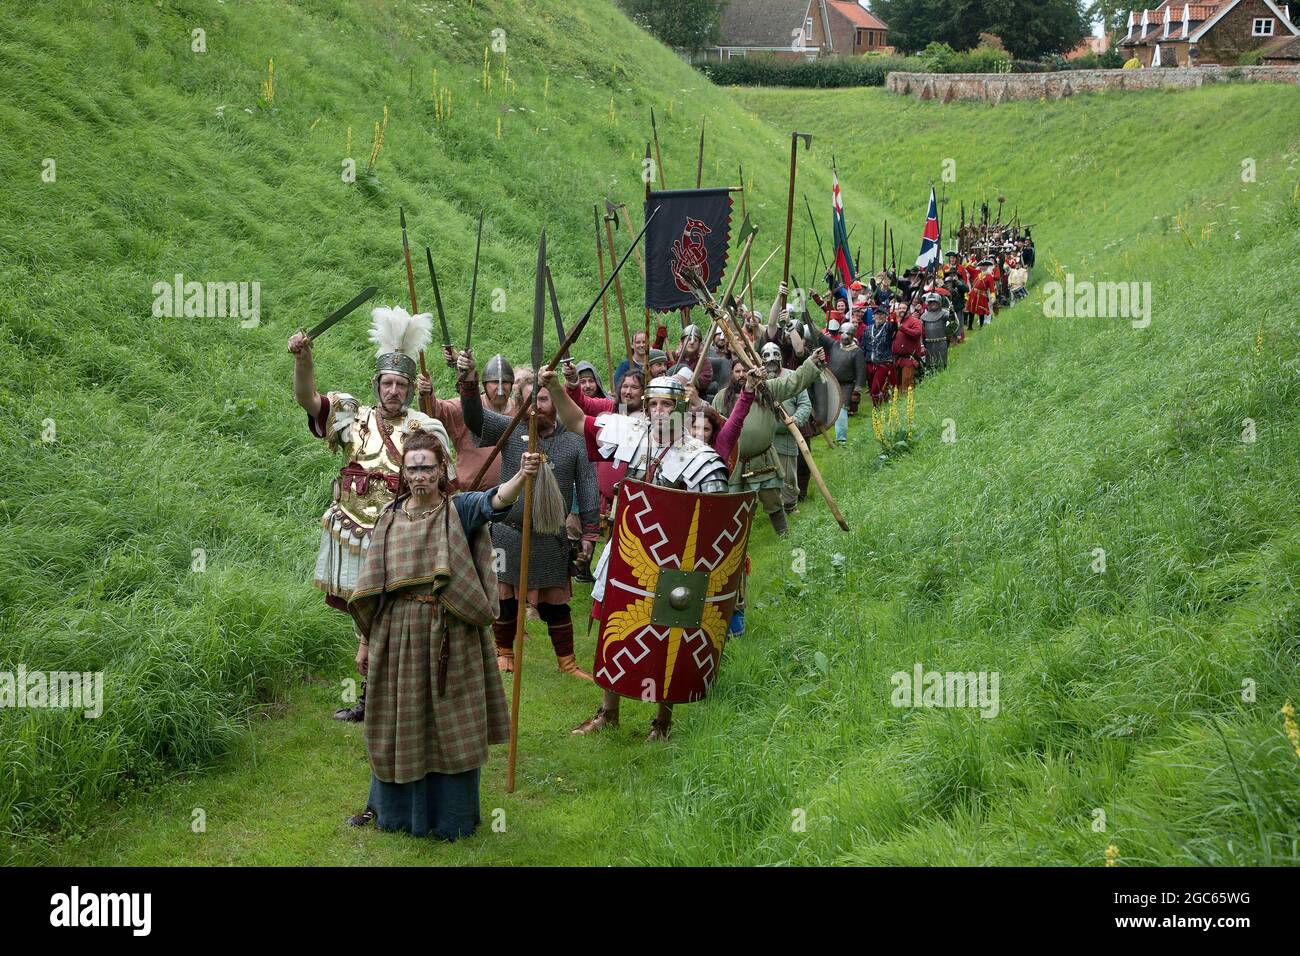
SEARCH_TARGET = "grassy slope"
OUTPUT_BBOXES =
[0,0,826,854]
[4,0,1299,864]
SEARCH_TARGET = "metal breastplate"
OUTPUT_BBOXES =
[335,407,404,527]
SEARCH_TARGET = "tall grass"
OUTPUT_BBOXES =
[2,0,1298,865]
[0,0,835,847]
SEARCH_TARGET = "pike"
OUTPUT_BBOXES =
[779,131,813,313]
[738,163,753,313]
[881,219,888,274]
[612,196,645,278]
[803,192,827,275]
[593,204,615,388]
[734,243,781,307]
[682,265,849,533]
[424,248,452,349]
[791,271,836,452]
[938,182,947,258]
[650,107,667,190]
[545,265,566,360]
[399,208,433,417]
[605,198,649,335]
[691,215,757,391]
[696,118,705,189]
[305,285,379,340]
[465,210,484,351]
[602,203,633,368]
[506,228,547,796]
[469,206,661,490]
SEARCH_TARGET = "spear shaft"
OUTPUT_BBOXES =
[399,207,433,417]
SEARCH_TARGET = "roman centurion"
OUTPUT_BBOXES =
[541,367,751,742]
[288,306,456,722]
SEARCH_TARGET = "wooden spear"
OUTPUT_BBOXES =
[738,163,754,314]
[594,204,615,389]
[469,206,660,490]
[399,207,433,417]
[506,228,551,794]
[603,209,633,368]
[651,106,667,190]
[780,132,812,313]
[684,267,849,532]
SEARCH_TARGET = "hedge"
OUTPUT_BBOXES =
[697,54,923,88]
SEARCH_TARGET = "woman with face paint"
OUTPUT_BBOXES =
[346,430,538,839]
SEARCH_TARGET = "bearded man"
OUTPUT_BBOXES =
[460,350,599,680]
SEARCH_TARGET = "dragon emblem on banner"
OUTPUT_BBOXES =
[670,216,713,294]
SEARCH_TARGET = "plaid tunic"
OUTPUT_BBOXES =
[349,492,510,783]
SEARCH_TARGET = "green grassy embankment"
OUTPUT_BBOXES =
[3,1,1298,864]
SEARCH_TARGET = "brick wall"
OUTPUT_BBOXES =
[885,65,1300,103]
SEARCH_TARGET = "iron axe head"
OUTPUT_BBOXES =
[794,132,812,150]
[603,198,619,228]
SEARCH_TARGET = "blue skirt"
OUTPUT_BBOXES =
[368,768,482,841]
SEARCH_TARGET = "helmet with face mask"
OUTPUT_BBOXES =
[760,342,782,368]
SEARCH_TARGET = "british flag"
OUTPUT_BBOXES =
[915,187,940,270]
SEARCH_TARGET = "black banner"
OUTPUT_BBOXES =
[644,188,732,312]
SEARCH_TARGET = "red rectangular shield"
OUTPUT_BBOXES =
[594,479,757,704]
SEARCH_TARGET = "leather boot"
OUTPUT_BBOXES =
[646,717,672,742]
[571,706,618,735]
[574,552,595,584]
[556,653,593,681]
[345,808,375,827]
[496,647,515,673]
[332,681,366,722]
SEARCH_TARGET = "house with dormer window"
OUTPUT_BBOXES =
[1117,0,1299,66]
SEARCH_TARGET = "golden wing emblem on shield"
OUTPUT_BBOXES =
[601,503,658,653]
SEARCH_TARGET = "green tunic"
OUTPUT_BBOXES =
[712,356,820,492]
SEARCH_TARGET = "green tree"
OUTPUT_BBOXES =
[1085,0,1131,39]
[620,0,727,57]
[871,0,1088,58]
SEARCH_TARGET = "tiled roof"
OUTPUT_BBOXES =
[716,0,811,48]
[827,0,888,30]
